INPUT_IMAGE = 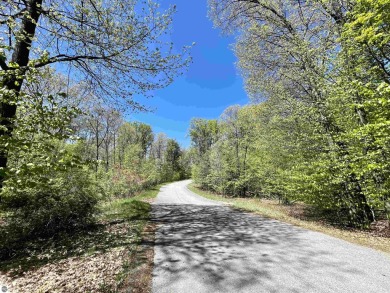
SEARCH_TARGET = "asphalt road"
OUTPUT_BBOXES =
[151,180,390,293]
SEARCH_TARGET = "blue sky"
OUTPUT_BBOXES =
[130,0,248,147]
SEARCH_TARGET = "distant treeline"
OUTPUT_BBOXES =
[0,68,190,246]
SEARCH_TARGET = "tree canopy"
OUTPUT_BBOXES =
[188,0,390,226]
[0,0,191,186]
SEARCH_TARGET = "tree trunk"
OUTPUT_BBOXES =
[242,145,248,197]
[0,0,43,188]
[350,174,375,224]
[113,133,116,166]
[95,120,99,173]
[105,140,109,172]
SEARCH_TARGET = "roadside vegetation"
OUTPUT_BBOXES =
[0,185,163,292]
[189,0,390,231]
[1,0,390,290]
[0,0,190,291]
[188,183,390,255]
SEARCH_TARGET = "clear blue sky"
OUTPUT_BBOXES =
[130,0,248,148]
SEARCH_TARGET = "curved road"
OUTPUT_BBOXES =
[152,180,390,293]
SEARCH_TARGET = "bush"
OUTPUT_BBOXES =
[1,168,102,241]
[102,168,151,199]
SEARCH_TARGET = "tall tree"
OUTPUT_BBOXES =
[0,0,191,186]
[133,122,154,159]
[162,139,182,182]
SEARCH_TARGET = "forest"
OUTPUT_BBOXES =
[0,64,191,245]
[190,0,390,228]
[0,0,390,291]
[0,0,190,270]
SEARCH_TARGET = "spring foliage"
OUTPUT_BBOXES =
[0,69,189,245]
[191,0,390,227]
[0,0,191,244]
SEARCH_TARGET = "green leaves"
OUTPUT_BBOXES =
[0,70,103,243]
[203,0,390,226]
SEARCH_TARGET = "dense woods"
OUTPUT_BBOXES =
[0,67,190,248]
[189,0,390,227]
[1,0,389,291]
[0,0,190,253]
[0,0,388,268]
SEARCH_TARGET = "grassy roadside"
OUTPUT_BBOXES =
[0,184,164,293]
[98,184,164,292]
[188,183,390,256]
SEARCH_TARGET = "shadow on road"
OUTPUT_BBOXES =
[151,204,367,293]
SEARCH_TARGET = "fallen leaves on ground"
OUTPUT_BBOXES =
[2,247,126,293]
[0,220,155,293]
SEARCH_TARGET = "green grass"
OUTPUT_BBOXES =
[100,184,163,222]
[187,184,234,203]
[188,183,390,256]
[100,183,163,291]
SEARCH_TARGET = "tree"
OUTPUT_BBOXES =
[189,118,219,189]
[101,108,122,171]
[0,68,101,239]
[189,118,219,157]
[150,132,168,175]
[151,133,168,161]
[336,0,390,221]
[116,122,137,168]
[0,0,191,186]
[162,139,182,182]
[133,122,154,159]
[23,67,91,110]
[206,0,390,225]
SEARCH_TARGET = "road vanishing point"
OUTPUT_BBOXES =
[151,180,390,293]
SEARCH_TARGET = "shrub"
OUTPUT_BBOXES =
[1,168,102,241]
